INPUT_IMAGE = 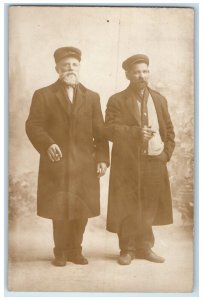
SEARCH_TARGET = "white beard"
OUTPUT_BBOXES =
[59,72,79,85]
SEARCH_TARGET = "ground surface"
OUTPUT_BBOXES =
[8,209,194,293]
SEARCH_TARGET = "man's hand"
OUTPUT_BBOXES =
[47,144,62,162]
[160,151,168,163]
[97,162,107,178]
[142,126,156,142]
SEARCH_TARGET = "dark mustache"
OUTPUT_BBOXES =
[136,79,146,83]
[130,79,148,91]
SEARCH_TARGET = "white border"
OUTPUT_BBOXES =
[1,1,201,300]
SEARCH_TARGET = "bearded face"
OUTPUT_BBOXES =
[131,78,148,90]
[126,62,149,91]
[56,57,80,86]
[59,70,79,85]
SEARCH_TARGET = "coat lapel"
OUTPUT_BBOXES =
[125,87,141,126]
[149,88,164,136]
[54,80,72,116]
[72,83,86,114]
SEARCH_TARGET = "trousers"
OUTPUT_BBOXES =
[52,218,88,256]
[118,154,165,252]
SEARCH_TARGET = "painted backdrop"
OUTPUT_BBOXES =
[9,6,194,223]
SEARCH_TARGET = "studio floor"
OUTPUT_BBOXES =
[8,209,194,293]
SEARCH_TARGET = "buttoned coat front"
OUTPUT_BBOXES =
[26,80,109,220]
[104,86,175,233]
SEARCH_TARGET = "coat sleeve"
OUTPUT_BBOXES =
[92,94,110,166]
[161,97,175,161]
[104,96,142,143]
[25,90,55,154]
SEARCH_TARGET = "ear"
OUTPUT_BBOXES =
[55,65,59,74]
[125,70,130,80]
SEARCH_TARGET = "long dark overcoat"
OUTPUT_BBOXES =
[104,86,175,233]
[26,80,109,220]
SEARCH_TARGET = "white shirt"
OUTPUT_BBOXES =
[137,93,164,155]
[66,86,74,103]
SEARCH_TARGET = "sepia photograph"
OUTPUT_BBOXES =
[8,4,195,294]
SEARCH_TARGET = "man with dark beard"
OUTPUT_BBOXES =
[26,47,109,266]
[104,54,175,265]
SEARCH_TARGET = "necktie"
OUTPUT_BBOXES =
[141,90,149,155]
[67,86,74,103]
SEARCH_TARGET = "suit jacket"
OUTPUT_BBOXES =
[26,80,109,220]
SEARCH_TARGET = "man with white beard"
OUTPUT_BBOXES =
[26,47,109,266]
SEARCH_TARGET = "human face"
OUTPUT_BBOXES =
[55,57,80,85]
[126,62,149,90]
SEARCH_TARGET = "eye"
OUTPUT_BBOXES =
[63,63,70,68]
[135,71,141,75]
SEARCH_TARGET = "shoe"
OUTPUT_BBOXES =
[136,249,165,263]
[67,253,88,265]
[52,255,67,266]
[118,252,135,265]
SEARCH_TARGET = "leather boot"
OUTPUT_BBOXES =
[136,249,165,263]
[118,251,135,265]
[67,249,88,265]
[52,248,67,267]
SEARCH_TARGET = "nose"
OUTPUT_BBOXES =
[65,63,75,71]
[68,65,74,71]
[139,72,145,79]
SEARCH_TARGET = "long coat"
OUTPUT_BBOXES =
[104,86,175,233]
[26,80,109,220]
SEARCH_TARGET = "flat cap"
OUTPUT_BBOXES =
[122,54,149,70]
[54,47,81,63]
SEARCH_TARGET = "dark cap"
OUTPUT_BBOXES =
[54,47,81,63]
[122,54,149,70]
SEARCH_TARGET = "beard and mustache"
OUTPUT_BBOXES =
[130,79,148,91]
[60,71,147,90]
[59,71,79,86]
